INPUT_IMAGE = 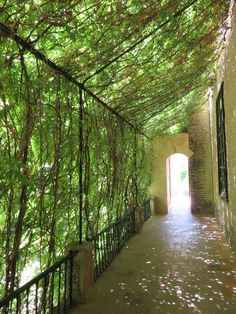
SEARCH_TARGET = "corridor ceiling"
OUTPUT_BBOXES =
[0,0,230,137]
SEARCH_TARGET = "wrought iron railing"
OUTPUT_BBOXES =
[143,199,151,222]
[0,250,78,314]
[89,210,136,281]
[0,200,152,312]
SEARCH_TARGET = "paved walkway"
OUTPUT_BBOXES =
[70,207,236,314]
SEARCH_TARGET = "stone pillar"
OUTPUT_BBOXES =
[149,198,155,216]
[153,196,167,215]
[65,242,94,304]
[135,206,144,232]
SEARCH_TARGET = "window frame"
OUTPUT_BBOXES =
[216,82,228,201]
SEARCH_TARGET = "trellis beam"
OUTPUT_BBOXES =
[83,0,198,84]
[0,22,150,140]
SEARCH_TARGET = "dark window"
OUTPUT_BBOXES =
[216,82,228,201]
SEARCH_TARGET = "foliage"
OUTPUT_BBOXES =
[0,0,230,297]
[0,0,229,136]
[0,44,152,296]
[180,170,187,182]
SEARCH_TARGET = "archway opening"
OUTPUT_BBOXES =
[167,153,190,213]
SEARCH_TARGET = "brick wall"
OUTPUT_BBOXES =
[209,5,236,251]
[188,110,214,214]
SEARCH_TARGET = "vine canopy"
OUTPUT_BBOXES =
[0,0,230,137]
[0,0,232,297]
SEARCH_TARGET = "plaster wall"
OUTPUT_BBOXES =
[149,133,192,214]
[209,5,236,250]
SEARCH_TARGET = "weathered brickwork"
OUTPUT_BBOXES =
[209,6,236,252]
[188,110,214,214]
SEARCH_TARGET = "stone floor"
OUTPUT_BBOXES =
[69,206,236,314]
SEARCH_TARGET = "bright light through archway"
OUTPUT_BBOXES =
[167,153,190,213]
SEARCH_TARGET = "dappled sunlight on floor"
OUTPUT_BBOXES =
[69,210,236,314]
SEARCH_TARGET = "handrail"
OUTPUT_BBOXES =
[89,201,151,281]
[90,209,135,239]
[0,250,78,313]
[89,209,136,281]
[0,200,152,312]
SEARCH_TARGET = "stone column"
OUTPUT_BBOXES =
[65,242,94,304]
[150,197,157,216]
[135,206,144,232]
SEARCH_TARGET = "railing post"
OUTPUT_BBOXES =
[79,88,84,245]
[134,133,138,208]
[132,210,136,234]
[143,199,151,221]
[65,242,94,304]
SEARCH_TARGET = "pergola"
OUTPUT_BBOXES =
[0,0,230,301]
[0,0,228,137]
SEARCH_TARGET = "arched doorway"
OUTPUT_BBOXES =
[166,153,190,213]
[149,133,193,214]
